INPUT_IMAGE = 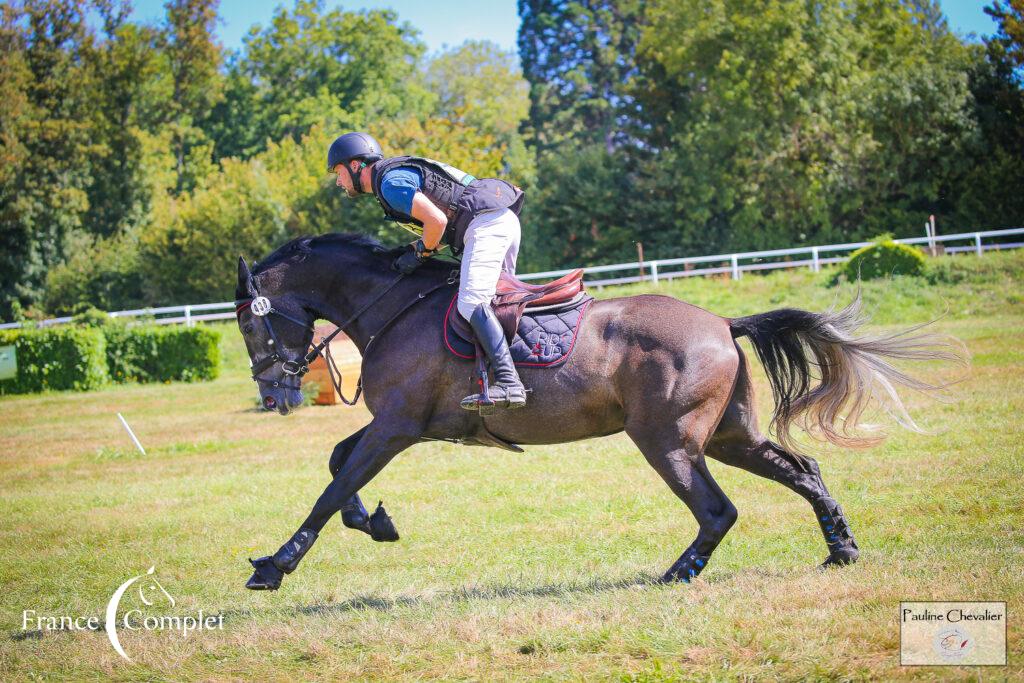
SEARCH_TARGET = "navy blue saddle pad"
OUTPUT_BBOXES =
[443,293,594,367]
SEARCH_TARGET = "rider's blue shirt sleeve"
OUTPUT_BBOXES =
[379,167,423,216]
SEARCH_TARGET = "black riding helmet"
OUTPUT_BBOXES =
[327,132,383,193]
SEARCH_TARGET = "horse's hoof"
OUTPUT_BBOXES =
[660,570,691,584]
[820,546,860,569]
[369,501,400,542]
[245,556,284,590]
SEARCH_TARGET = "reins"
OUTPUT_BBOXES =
[321,272,457,405]
[303,272,406,365]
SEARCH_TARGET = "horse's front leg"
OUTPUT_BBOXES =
[246,417,421,590]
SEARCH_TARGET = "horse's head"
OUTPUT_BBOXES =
[234,255,315,414]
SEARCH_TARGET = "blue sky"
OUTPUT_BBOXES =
[124,0,998,55]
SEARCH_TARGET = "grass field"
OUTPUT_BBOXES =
[1,252,1021,681]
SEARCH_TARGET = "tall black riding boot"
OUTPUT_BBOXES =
[460,304,527,411]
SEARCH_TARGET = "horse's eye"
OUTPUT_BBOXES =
[243,323,254,334]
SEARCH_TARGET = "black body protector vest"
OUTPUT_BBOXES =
[370,155,525,255]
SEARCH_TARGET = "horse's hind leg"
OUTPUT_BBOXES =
[329,425,399,543]
[628,419,739,583]
[705,344,860,567]
[624,345,739,582]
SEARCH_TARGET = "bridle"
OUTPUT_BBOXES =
[235,267,456,405]
[235,289,316,393]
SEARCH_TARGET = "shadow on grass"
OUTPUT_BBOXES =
[8,564,808,641]
[209,559,819,628]
[215,571,666,626]
[302,572,663,617]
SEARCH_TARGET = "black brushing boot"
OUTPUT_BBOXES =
[341,496,371,534]
[662,544,712,583]
[342,497,400,542]
[813,496,860,567]
[460,304,527,411]
[246,528,318,591]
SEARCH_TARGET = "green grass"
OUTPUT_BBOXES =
[0,252,1021,680]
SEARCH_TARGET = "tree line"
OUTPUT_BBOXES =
[1,0,1021,318]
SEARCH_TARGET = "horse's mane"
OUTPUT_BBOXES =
[252,232,455,275]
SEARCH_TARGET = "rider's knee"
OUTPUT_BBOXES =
[456,296,480,322]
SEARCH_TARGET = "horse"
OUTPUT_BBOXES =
[233,233,959,591]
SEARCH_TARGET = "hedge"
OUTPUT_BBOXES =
[845,235,926,281]
[0,324,221,394]
[0,327,108,394]
[104,325,221,383]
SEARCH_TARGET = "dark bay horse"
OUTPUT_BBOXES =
[234,234,958,590]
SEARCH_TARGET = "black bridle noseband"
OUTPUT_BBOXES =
[235,268,456,405]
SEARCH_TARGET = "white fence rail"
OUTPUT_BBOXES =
[2,227,1021,330]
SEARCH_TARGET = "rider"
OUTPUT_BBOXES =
[327,131,528,410]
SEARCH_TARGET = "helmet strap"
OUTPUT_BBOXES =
[348,161,367,193]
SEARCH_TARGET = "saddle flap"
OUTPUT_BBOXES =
[493,301,527,342]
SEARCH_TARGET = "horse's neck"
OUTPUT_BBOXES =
[310,255,443,354]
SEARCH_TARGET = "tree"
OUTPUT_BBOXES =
[0,0,99,318]
[634,0,977,252]
[949,2,1024,228]
[206,1,430,161]
[985,0,1023,67]
[140,157,291,302]
[517,0,644,152]
[162,0,223,193]
[425,40,533,182]
[43,231,145,314]
[83,2,166,238]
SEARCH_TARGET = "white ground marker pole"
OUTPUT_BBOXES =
[117,413,147,456]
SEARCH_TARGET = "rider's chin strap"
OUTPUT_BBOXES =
[348,161,368,193]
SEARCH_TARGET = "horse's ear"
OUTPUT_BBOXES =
[237,257,256,298]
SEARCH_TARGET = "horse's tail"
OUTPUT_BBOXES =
[728,293,964,454]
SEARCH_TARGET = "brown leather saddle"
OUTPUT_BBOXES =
[450,268,586,342]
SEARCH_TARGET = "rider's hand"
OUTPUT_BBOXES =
[392,239,436,274]
[392,249,422,274]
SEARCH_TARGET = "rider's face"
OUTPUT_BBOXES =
[334,162,359,198]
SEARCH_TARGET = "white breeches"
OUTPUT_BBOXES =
[457,208,521,321]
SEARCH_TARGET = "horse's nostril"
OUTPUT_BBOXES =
[263,395,277,410]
